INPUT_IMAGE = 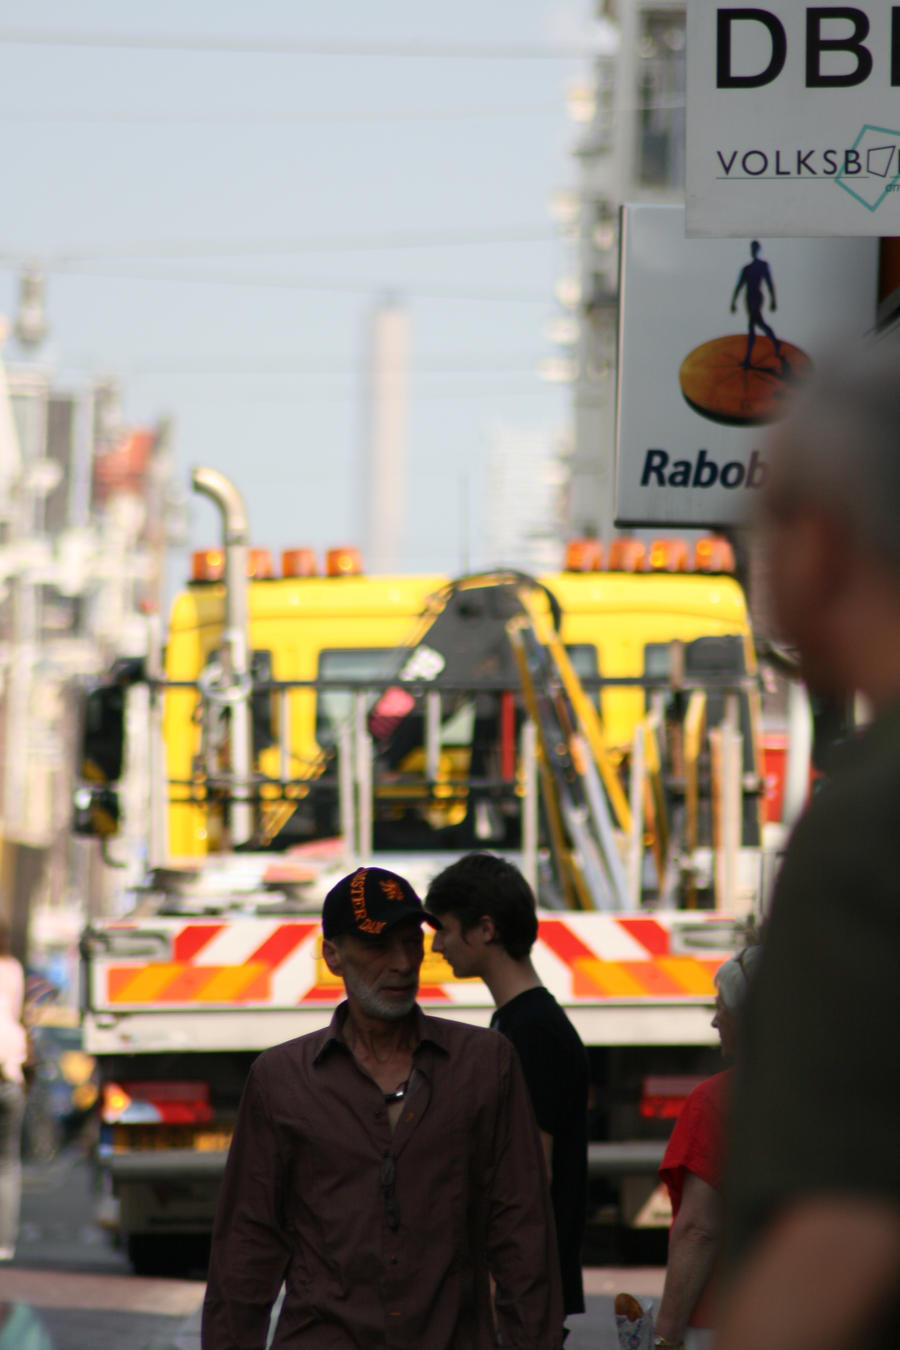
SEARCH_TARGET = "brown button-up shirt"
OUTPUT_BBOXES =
[201,1004,563,1350]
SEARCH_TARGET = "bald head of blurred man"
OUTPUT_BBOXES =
[761,341,900,713]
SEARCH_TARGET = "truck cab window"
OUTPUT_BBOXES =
[315,649,401,748]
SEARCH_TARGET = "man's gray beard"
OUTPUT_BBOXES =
[342,965,418,1021]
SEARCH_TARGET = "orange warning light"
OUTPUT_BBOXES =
[191,549,225,582]
[564,538,604,572]
[247,549,274,579]
[607,538,647,572]
[648,538,689,573]
[694,535,735,573]
[325,547,363,577]
[191,548,274,582]
[282,548,318,578]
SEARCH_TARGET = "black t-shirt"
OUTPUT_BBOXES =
[726,702,900,1340]
[491,986,589,1316]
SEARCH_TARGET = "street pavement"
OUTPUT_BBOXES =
[12,1149,665,1349]
[5,1255,665,1349]
[1,1268,205,1350]
[142,1268,666,1350]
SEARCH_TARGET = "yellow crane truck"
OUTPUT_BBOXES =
[75,468,766,1274]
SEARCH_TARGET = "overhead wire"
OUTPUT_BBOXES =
[0,225,558,265]
[68,355,548,376]
[0,95,684,128]
[0,29,604,60]
[140,382,562,405]
[0,260,552,304]
[0,104,561,124]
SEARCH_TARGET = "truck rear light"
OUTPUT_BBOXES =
[639,1074,706,1120]
[101,1082,149,1124]
[102,1080,213,1125]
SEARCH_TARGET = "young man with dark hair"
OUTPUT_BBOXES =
[426,852,589,1335]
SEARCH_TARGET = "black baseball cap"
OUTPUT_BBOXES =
[322,866,436,941]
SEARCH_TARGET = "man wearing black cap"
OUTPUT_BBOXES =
[202,865,563,1350]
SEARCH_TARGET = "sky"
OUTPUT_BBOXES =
[0,1,605,580]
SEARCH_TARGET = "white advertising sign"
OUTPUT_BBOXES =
[615,204,878,527]
[686,2,900,235]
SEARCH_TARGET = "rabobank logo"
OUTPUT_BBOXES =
[714,125,900,214]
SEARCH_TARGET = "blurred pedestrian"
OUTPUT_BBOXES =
[653,947,761,1350]
[0,920,26,1262]
[0,1301,54,1349]
[719,341,900,1350]
[202,865,563,1350]
[427,852,588,1342]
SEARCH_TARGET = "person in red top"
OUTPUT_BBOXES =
[653,947,761,1350]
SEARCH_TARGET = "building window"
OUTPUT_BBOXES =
[636,9,686,190]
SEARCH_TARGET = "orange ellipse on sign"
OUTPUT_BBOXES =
[679,334,813,426]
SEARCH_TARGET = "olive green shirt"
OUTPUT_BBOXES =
[727,703,900,1323]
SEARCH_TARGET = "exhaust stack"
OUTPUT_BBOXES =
[191,467,254,846]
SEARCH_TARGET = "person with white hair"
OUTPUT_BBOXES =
[652,946,762,1350]
[718,340,900,1350]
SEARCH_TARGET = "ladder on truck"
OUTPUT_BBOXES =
[257,571,647,912]
[292,576,759,913]
[506,601,631,911]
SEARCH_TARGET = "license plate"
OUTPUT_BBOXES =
[112,1124,233,1152]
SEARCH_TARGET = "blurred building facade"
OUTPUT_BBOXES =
[0,279,176,991]
[556,0,686,540]
[484,424,569,574]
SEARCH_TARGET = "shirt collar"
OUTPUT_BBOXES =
[312,1000,451,1066]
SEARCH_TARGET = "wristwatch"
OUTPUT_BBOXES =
[653,1337,684,1349]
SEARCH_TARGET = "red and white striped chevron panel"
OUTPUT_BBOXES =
[95,913,740,1010]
